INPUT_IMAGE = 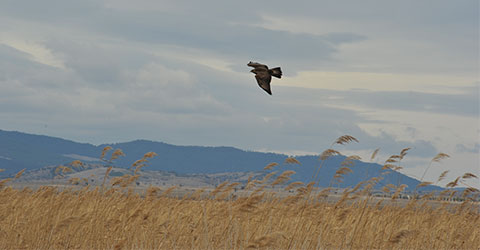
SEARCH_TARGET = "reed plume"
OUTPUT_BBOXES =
[263,162,278,170]
[284,157,300,165]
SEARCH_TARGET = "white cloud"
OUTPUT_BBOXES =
[282,71,475,94]
[0,36,66,69]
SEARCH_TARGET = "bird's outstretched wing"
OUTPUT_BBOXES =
[247,61,268,69]
[255,74,272,95]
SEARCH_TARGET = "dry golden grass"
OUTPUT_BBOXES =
[0,184,478,249]
[0,135,478,249]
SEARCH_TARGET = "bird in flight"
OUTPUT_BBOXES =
[247,61,282,95]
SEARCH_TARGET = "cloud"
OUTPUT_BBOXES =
[96,17,365,74]
[0,43,32,64]
[456,144,480,154]
[0,38,65,69]
[282,71,476,94]
[256,1,478,76]
[0,0,367,75]
[277,86,479,117]
[346,90,479,117]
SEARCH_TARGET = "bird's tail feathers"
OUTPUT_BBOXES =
[269,67,282,78]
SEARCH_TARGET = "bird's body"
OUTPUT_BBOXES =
[247,61,282,95]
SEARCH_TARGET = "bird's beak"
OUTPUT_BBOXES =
[250,69,255,73]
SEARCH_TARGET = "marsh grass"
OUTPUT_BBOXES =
[0,135,479,249]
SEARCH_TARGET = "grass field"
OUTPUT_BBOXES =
[0,184,478,249]
[0,135,478,249]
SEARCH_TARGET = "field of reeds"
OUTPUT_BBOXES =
[0,135,479,249]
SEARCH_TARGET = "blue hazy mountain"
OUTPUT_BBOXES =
[0,129,442,191]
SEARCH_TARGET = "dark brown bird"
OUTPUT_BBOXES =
[248,61,282,95]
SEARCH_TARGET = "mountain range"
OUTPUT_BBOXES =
[0,129,443,191]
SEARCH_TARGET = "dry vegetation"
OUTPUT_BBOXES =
[0,136,479,249]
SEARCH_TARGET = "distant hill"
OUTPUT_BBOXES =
[0,129,443,191]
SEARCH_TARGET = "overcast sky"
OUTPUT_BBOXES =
[0,0,478,187]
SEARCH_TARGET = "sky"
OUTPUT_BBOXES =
[0,0,478,188]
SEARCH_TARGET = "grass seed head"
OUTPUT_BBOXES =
[400,147,411,158]
[416,181,433,188]
[462,173,478,179]
[335,135,359,145]
[284,181,304,191]
[370,148,380,161]
[71,160,83,168]
[100,146,113,160]
[437,170,449,182]
[432,152,450,162]
[110,149,125,162]
[14,169,25,179]
[264,162,278,170]
[143,152,158,159]
[284,157,300,165]
[446,176,460,188]
[320,149,341,160]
